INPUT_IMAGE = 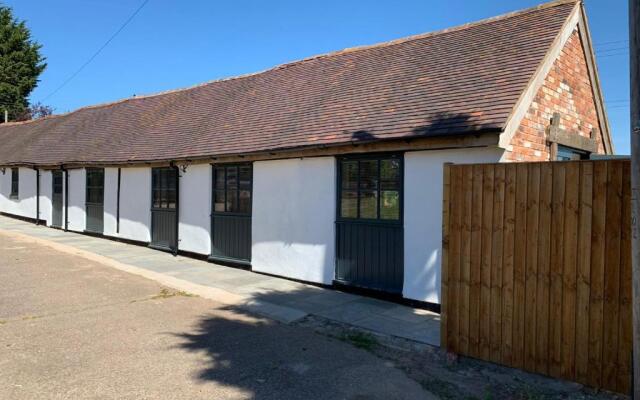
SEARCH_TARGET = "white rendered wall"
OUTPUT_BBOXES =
[178,164,211,255]
[67,169,86,232]
[39,170,52,226]
[0,167,37,219]
[252,157,336,284]
[103,168,119,237]
[403,147,505,304]
[117,167,151,242]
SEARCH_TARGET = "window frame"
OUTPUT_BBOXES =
[85,168,105,205]
[211,163,253,216]
[151,167,178,210]
[336,153,403,225]
[556,145,589,161]
[10,168,19,199]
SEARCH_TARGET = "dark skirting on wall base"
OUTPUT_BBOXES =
[333,280,441,314]
[0,212,46,226]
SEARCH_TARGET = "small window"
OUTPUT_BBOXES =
[10,168,18,199]
[338,155,402,222]
[213,164,252,215]
[557,145,588,161]
[152,167,177,209]
[86,168,104,204]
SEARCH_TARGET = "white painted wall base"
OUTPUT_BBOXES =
[0,167,38,220]
[252,157,336,285]
[403,147,505,304]
[179,164,211,255]
[117,167,151,243]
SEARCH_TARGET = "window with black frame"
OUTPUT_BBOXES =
[10,168,18,199]
[86,169,104,204]
[557,145,589,161]
[339,156,401,221]
[152,168,177,209]
[213,164,252,214]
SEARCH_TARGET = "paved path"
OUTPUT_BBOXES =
[0,215,440,346]
[0,232,436,399]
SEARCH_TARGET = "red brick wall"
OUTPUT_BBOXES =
[503,29,605,162]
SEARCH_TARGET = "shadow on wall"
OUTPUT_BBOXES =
[170,288,428,399]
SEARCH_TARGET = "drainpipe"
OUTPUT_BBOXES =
[64,167,69,232]
[34,167,40,225]
[173,164,180,257]
[116,167,121,234]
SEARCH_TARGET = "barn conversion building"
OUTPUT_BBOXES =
[0,0,613,306]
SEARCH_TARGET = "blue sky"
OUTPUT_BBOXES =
[4,0,631,154]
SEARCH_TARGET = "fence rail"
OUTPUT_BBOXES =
[441,160,631,394]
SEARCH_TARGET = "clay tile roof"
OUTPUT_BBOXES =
[0,0,578,166]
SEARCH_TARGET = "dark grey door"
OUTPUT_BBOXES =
[85,168,104,233]
[151,167,178,252]
[210,164,252,264]
[335,154,404,294]
[51,171,63,228]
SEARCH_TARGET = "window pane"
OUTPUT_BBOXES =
[214,190,226,212]
[160,186,167,208]
[239,165,251,190]
[380,159,400,190]
[239,190,251,213]
[359,160,378,190]
[341,161,358,190]
[215,167,225,190]
[359,190,378,219]
[340,190,357,218]
[166,189,176,209]
[152,189,160,208]
[380,190,400,220]
[166,170,176,190]
[226,167,238,190]
[227,188,238,212]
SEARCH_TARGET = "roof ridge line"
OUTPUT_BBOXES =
[1,0,578,128]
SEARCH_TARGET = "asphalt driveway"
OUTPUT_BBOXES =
[0,232,433,400]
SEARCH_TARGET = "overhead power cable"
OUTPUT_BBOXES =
[40,0,150,102]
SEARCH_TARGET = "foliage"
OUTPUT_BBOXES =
[0,4,47,122]
[14,101,53,121]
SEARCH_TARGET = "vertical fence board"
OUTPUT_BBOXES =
[588,161,607,388]
[441,159,632,394]
[602,161,623,390]
[561,162,579,380]
[441,164,451,349]
[489,164,505,364]
[501,164,517,366]
[459,166,473,355]
[617,161,632,393]
[469,165,484,358]
[480,165,494,360]
[512,163,528,368]
[536,162,553,375]
[575,162,593,384]
[549,163,566,377]
[524,163,540,371]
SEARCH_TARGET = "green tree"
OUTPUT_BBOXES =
[0,4,46,122]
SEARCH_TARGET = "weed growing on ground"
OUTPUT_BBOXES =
[340,331,378,350]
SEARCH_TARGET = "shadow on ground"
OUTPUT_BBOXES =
[170,295,433,400]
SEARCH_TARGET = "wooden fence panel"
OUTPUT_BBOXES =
[441,160,631,394]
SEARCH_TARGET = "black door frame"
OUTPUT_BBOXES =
[334,152,405,294]
[149,166,180,255]
[209,162,253,266]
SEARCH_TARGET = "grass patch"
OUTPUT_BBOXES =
[131,288,197,303]
[340,331,378,351]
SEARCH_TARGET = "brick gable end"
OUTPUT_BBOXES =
[504,28,605,162]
